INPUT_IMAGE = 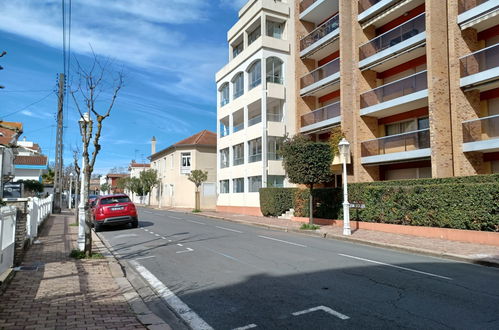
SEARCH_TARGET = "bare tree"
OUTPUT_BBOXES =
[71,54,124,256]
[73,147,81,225]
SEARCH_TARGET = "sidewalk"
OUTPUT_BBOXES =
[0,212,158,329]
[166,208,499,267]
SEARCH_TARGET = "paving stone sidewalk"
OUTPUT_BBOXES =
[166,208,499,267]
[0,212,146,330]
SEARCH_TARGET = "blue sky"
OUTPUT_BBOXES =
[0,0,246,174]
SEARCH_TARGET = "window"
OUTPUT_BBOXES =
[268,175,284,188]
[267,136,283,160]
[220,148,229,168]
[180,152,191,174]
[248,26,261,45]
[219,83,229,107]
[233,178,244,193]
[233,143,244,165]
[233,73,244,99]
[266,57,283,84]
[232,42,243,58]
[248,176,262,192]
[248,60,261,90]
[220,180,229,194]
[268,102,283,122]
[171,154,174,169]
[248,138,262,163]
[267,20,284,39]
[100,196,131,205]
[220,117,230,137]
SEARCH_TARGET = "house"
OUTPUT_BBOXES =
[149,130,217,209]
[13,138,48,183]
[0,121,23,197]
[104,173,129,194]
[127,161,150,204]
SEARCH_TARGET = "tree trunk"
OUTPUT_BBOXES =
[195,190,200,211]
[84,170,92,256]
[74,176,79,225]
[309,184,314,225]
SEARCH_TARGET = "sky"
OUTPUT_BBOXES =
[0,0,247,174]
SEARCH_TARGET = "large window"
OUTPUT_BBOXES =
[266,57,283,84]
[268,175,284,188]
[220,148,229,168]
[180,152,191,174]
[219,83,229,107]
[220,180,229,194]
[267,20,284,39]
[248,60,261,90]
[248,138,262,163]
[268,101,283,122]
[233,143,244,166]
[248,26,261,45]
[248,176,262,192]
[233,178,244,193]
[233,73,244,99]
[267,136,284,160]
[232,42,243,58]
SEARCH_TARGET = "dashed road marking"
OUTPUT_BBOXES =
[169,216,182,220]
[258,235,307,248]
[155,234,160,237]
[134,255,155,261]
[216,226,243,233]
[292,305,349,320]
[177,243,183,247]
[187,219,206,225]
[176,248,194,254]
[232,324,257,330]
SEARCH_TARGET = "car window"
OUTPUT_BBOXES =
[100,196,131,205]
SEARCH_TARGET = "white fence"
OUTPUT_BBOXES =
[27,195,53,241]
[0,206,17,275]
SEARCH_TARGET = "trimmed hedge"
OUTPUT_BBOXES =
[260,188,297,217]
[294,188,342,219]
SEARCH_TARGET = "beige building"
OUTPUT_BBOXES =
[216,0,297,216]
[149,130,217,209]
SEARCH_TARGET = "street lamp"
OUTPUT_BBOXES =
[338,138,351,236]
[69,172,74,209]
[78,112,91,250]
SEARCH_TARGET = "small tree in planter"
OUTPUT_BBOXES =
[187,170,208,212]
[280,134,332,225]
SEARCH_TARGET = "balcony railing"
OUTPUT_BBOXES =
[460,43,499,77]
[220,160,229,168]
[300,0,319,13]
[249,77,261,90]
[234,88,243,99]
[300,14,340,51]
[361,129,430,157]
[249,153,262,163]
[301,101,341,127]
[360,70,427,108]
[233,157,244,166]
[220,98,229,107]
[301,58,340,89]
[360,13,426,60]
[267,113,283,122]
[266,75,283,84]
[220,128,229,137]
[248,115,262,127]
[458,0,490,14]
[233,122,244,133]
[358,0,382,13]
[462,114,499,143]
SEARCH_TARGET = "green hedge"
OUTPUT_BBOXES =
[259,188,297,217]
[293,188,342,219]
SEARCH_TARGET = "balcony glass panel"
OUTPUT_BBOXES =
[248,115,262,127]
[300,58,340,89]
[301,101,341,127]
[458,0,490,14]
[249,153,262,162]
[358,0,383,13]
[360,71,427,108]
[361,129,430,157]
[359,13,426,60]
[300,0,319,13]
[462,114,499,143]
[300,14,340,51]
[233,122,244,133]
[267,113,283,122]
[460,43,499,77]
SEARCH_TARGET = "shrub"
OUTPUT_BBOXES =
[300,223,320,230]
[259,188,297,216]
[293,188,342,219]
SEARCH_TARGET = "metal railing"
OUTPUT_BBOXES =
[233,122,244,133]
[233,157,244,166]
[458,0,490,13]
[462,114,499,143]
[267,113,283,122]
[301,101,341,127]
[460,43,499,77]
[360,70,427,108]
[220,98,229,107]
[267,152,282,161]
[361,128,430,157]
[360,13,426,60]
[300,0,319,13]
[266,75,283,84]
[249,153,262,162]
[301,57,340,89]
[248,115,262,127]
[300,13,340,51]
[249,77,261,90]
[234,88,244,99]
[358,0,383,13]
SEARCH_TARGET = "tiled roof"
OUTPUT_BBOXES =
[107,173,129,178]
[130,163,150,168]
[173,130,216,147]
[0,121,23,147]
[14,155,48,166]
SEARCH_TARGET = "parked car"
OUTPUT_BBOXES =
[88,194,98,208]
[92,194,138,232]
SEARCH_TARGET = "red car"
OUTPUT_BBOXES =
[92,194,138,232]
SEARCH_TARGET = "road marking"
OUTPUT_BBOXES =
[169,216,182,220]
[113,234,138,239]
[258,235,307,248]
[232,324,257,330]
[338,254,453,280]
[216,226,243,233]
[130,260,213,330]
[143,211,153,214]
[161,237,167,240]
[144,229,149,232]
[176,248,194,254]
[134,255,155,261]
[217,252,240,261]
[149,231,155,234]
[187,219,206,225]
[177,243,183,247]
[155,234,160,237]
[292,305,349,320]
[168,240,172,242]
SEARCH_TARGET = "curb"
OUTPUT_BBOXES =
[0,268,15,295]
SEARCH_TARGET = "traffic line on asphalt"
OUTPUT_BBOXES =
[187,219,206,225]
[176,248,194,254]
[216,226,243,233]
[292,305,349,320]
[232,324,257,330]
[169,216,182,220]
[134,255,155,261]
[258,235,307,248]
[177,243,183,247]
[143,211,153,214]
[130,260,214,330]
[155,234,160,237]
[338,254,453,280]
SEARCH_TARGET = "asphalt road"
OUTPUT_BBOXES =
[99,207,499,330]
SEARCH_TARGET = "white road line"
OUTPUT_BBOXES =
[338,254,453,280]
[187,220,206,225]
[169,216,182,220]
[149,231,155,234]
[176,248,194,254]
[216,252,240,262]
[177,243,183,247]
[292,305,349,320]
[130,260,213,330]
[134,255,155,261]
[161,237,167,240]
[144,229,149,232]
[168,240,172,242]
[258,235,307,248]
[143,211,153,214]
[216,226,243,233]
[155,234,160,237]
[232,324,257,330]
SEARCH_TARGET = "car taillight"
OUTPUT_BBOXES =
[98,207,104,215]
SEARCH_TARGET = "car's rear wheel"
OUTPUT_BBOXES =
[131,218,138,228]
[94,221,103,232]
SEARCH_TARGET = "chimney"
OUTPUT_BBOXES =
[151,136,156,155]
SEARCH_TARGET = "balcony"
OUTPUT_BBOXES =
[460,43,499,92]
[300,14,340,59]
[359,13,426,71]
[233,122,244,133]
[300,101,341,133]
[248,115,262,127]
[300,58,340,97]
[360,70,428,118]
[249,153,262,163]
[462,114,499,153]
[358,0,401,23]
[458,0,499,32]
[361,129,431,165]
[300,0,339,26]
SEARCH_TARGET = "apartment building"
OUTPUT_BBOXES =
[216,0,297,215]
[296,0,499,182]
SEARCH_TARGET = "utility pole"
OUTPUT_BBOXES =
[53,73,64,213]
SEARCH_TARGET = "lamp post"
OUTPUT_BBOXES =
[78,112,91,251]
[69,172,74,209]
[338,138,351,236]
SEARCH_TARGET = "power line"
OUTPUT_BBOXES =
[0,89,53,93]
[1,91,55,118]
